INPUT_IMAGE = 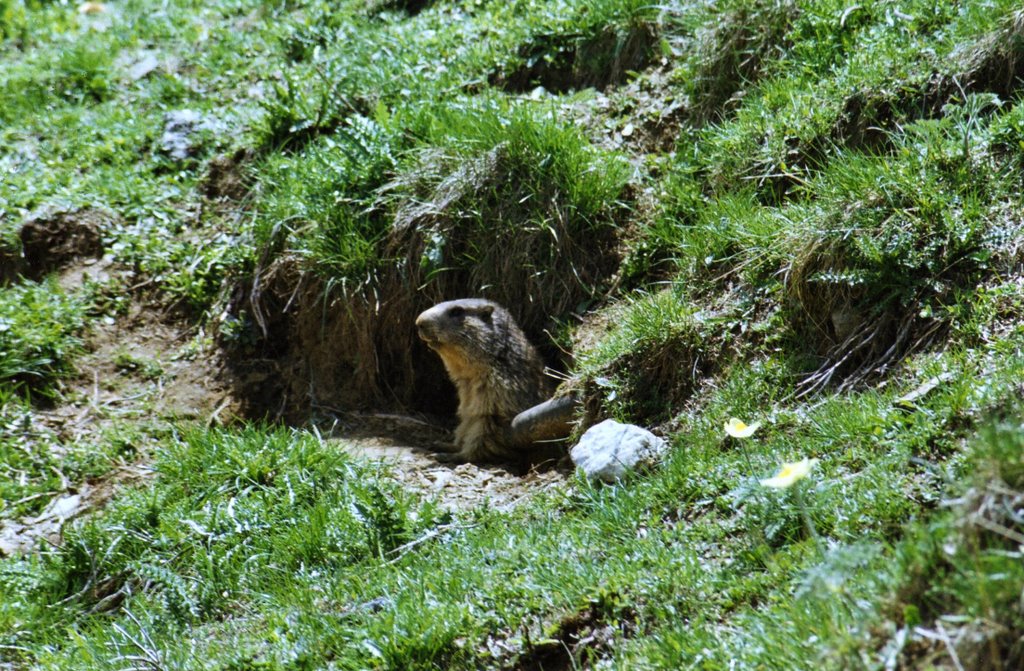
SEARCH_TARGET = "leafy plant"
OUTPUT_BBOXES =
[0,280,87,396]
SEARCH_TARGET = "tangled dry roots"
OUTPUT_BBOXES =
[785,238,944,397]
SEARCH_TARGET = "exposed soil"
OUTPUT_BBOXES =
[328,416,571,511]
[0,465,150,557]
[509,599,638,671]
[0,260,229,555]
[51,297,228,432]
[200,147,255,203]
[563,65,689,158]
[17,207,111,282]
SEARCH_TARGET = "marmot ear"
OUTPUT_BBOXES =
[479,304,494,322]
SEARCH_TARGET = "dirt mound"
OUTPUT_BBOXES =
[220,142,626,422]
[18,207,111,281]
[200,148,254,203]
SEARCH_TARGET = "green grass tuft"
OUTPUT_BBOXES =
[0,280,88,396]
[574,287,722,423]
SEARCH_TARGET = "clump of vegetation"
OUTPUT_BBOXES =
[228,100,631,418]
[491,16,659,93]
[0,427,442,654]
[680,0,798,123]
[784,95,1016,394]
[0,280,88,396]
[387,101,631,321]
[869,412,1024,670]
[253,114,396,281]
[573,287,723,424]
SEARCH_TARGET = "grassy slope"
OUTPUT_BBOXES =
[2,0,1024,669]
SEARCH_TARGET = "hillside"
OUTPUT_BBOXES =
[1,0,1023,669]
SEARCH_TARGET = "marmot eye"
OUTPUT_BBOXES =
[447,306,466,318]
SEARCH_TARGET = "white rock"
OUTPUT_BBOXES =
[570,419,668,483]
[38,494,83,522]
[128,52,160,81]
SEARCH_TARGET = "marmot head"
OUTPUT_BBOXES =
[415,298,500,356]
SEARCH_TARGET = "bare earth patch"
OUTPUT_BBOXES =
[0,264,228,556]
[336,435,570,512]
[324,413,572,511]
[40,297,228,440]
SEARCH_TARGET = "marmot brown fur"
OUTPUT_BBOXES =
[416,298,550,462]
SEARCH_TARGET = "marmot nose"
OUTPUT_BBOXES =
[415,319,432,341]
[415,310,433,328]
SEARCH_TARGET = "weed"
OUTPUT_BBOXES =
[0,280,88,396]
[112,352,164,381]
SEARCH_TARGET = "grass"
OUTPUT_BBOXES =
[573,287,723,423]
[0,279,89,396]
[2,0,1024,669]
[3,344,1022,668]
[0,392,143,520]
[383,99,631,313]
[254,93,631,285]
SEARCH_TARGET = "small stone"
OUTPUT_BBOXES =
[160,110,221,161]
[129,53,160,81]
[161,110,203,160]
[429,470,454,490]
[42,494,83,521]
[570,419,668,483]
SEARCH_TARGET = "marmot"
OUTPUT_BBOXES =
[416,298,550,462]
